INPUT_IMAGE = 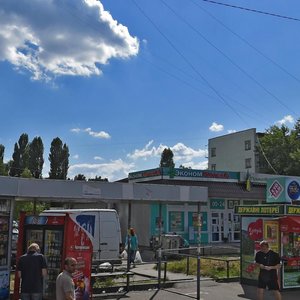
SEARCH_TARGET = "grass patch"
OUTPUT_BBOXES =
[165,257,240,279]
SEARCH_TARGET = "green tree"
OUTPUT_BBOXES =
[21,167,33,178]
[88,175,108,182]
[14,201,50,220]
[0,145,6,176]
[74,174,86,181]
[28,136,44,178]
[9,133,29,177]
[257,121,300,176]
[48,137,70,179]
[160,148,175,168]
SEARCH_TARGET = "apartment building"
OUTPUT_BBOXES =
[208,128,264,173]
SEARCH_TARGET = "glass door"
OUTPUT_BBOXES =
[228,212,241,242]
[211,212,224,242]
[44,229,63,300]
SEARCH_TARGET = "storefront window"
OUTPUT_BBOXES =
[168,211,184,232]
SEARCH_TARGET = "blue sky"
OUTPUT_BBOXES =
[0,0,300,181]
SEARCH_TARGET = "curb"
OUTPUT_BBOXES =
[92,281,175,299]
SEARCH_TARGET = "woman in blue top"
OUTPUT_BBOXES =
[125,228,138,266]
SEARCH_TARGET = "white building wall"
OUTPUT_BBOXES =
[208,128,258,173]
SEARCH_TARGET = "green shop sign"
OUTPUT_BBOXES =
[235,205,285,215]
[128,167,240,181]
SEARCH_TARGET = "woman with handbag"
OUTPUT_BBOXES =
[255,240,281,300]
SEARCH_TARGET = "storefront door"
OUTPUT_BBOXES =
[228,212,240,242]
[211,212,224,242]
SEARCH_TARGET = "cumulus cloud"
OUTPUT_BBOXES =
[94,156,103,160]
[276,115,294,126]
[227,129,237,134]
[73,154,79,159]
[209,122,224,132]
[68,159,134,181]
[0,0,139,80]
[127,141,206,163]
[71,127,111,139]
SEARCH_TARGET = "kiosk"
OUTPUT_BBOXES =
[236,177,300,289]
[236,204,300,289]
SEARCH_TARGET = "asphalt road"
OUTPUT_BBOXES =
[95,279,300,300]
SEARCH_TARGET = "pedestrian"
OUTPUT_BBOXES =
[56,257,77,300]
[125,227,138,267]
[255,240,281,300]
[16,243,47,300]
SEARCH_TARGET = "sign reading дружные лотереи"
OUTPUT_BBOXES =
[235,205,284,215]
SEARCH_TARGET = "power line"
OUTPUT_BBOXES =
[200,0,300,22]
[191,0,300,85]
[131,0,248,125]
[160,0,295,115]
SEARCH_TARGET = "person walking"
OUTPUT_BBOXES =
[125,228,138,267]
[17,243,47,300]
[255,240,281,300]
[56,257,77,300]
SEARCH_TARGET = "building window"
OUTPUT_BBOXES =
[211,147,216,157]
[245,140,251,151]
[245,158,251,169]
[211,164,216,171]
[227,200,240,209]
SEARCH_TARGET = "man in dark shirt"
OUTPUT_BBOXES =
[255,240,281,300]
[17,243,47,300]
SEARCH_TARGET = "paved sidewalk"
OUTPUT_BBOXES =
[95,279,300,299]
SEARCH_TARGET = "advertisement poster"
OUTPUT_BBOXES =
[263,220,279,254]
[169,211,184,232]
[240,217,280,282]
[65,217,93,300]
[0,270,9,300]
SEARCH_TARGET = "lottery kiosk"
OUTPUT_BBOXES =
[236,177,300,289]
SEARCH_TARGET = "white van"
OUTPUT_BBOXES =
[41,209,122,264]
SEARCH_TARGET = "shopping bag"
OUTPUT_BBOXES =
[134,250,143,263]
[120,249,128,260]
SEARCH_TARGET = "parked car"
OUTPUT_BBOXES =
[150,233,189,259]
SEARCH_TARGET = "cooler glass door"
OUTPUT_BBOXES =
[43,229,64,299]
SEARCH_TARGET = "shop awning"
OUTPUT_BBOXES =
[280,217,300,233]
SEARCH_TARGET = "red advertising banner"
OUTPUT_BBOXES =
[247,218,263,241]
[64,215,93,300]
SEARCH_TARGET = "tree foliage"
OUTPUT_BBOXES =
[28,137,44,178]
[160,148,175,168]
[257,121,300,176]
[14,201,50,220]
[0,145,6,176]
[74,174,86,181]
[88,175,108,182]
[48,137,70,179]
[9,133,29,177]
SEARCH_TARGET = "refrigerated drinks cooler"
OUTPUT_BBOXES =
[14,213,93,300]
[0,214,11,300]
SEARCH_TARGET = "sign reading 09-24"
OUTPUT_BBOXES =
[267,177,300,203]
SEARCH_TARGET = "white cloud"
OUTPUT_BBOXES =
[71,127,111,139]
[94,156,103,160]
[68,159,134,181]
[71,128,81,133]
[209,122,224,132]
[0,0,139,81]
[276,115,294,126]
[227,129,237,134]
[127,141,206,163]
[85,128,110,139]
[179,160,208,170]
[73,154,79,159]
